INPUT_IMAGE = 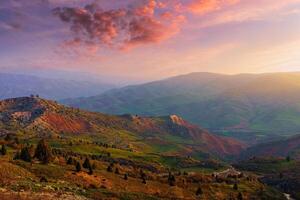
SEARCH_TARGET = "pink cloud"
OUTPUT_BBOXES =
[53,0,184,50]
[187,0,239,15]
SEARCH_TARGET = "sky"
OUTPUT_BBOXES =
[1,0,300,83]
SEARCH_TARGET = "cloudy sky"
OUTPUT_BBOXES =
[1,0,300,83]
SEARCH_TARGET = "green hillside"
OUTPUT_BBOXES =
[62,72,300,143]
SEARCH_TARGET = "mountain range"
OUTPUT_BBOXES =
[0,97,244,159]
[0,73,114,100]
[62,72,300,142]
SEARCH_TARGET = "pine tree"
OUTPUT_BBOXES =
[76,161,82,172]
[14,151,20,160]
[124,173,128,180]
[1,145,7,155]
[88,165,93,175]
[196,187,203,196]
[107,163,113,172]
[233,183,238,190]
[67,157,73,165]
[83,157,91,169]
[237,192,243,200]
[142,177,146,184]
[34,139,52,164]
[20,147,32,162]
[168,172,176,186]
[115,167,120,174]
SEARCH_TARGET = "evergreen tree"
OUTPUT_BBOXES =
[14,151,20,160]
[115,167,120,174]
[196,187,203,196]
[83,157,91,169]
[20,147,31,162]
[142,177,146,184]
[88,165,93,175]
[286,155,291,162]
[124,173,128,180]
[1,145,7,155]
[76,161,82,172]
[237,192,243,200]
[34,139,52,164]
[168,172,176,186]
[233,183,238,190]
[107,163,113,172]
[67,157,73,165]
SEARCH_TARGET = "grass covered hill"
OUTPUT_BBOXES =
[240,134,300,160]
[0,96,245,160]
[62,72,300,142]
[0,97,286,200]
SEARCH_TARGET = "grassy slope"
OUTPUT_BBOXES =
[62,72,300,142]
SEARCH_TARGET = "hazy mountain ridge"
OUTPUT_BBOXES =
[62,72,300,141]
[0,73,115,100]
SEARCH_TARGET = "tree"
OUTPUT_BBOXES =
[142,177,146,184]
[279,172,283,179]
[233,183,238,190]
[237,192,243,200]
[115,167,120,174]
[34,139,52,164]
[168,172,176,186]
[107,163,113,172]
[88,165,93,175]
[286,155,291,162]
[196,187,203,196]
[1,145,7,155]
[76,161,82,172]
[83,157,91,169]
[124,173,128,180]
[67,157,74,165]
[20,147,32,162]
[14,151,20,160]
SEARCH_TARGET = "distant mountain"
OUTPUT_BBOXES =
[0,97,245,158]
[240,134,300,160]
[62,72,300,142]
[0,73,115,100]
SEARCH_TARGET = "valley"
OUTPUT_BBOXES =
[0,96,294,199]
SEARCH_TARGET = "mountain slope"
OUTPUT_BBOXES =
[0,73,114,100]
[62,72,300,141]
[0,97,245,158]
[240,134,300,160]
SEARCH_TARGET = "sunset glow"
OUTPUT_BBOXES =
[1,0,300,82]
